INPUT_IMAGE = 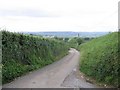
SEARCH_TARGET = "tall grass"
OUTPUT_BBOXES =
[79,32,119,87]
[2,31,69,84]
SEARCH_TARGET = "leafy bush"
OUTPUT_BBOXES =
[68,37,84,49]
[2,31,69,84]
[79,32,119,87]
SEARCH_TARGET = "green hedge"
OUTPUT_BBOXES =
[79,32,119,87]
[2,31,69,84]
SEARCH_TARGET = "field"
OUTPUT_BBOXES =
[78,32,119,87]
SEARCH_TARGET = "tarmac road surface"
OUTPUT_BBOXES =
[3,48,97,88]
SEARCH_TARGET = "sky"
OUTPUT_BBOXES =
[0,0,119,32]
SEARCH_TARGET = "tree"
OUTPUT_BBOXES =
[64,38,69,42]
[76,38,83,45]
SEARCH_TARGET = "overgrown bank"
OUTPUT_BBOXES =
[78,32,119,87]
[2,31,69,84]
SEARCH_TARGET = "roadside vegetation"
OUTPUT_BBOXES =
[78,32,119,87]
[2,31,69,84]
[68,37,84,49]
[2,30,119,87]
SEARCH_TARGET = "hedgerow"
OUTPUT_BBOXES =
[79,32,119,87]
[2,31,69,84]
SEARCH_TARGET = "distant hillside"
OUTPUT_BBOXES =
[22,32,109,38]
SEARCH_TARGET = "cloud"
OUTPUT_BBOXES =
[0,0,118,32]
[0,9,57,17]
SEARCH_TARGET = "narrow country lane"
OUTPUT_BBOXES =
[3,48,98,88]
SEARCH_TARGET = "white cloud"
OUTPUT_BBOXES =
[0,0,119,32]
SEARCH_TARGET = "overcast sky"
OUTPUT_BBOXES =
[0,0,119,32]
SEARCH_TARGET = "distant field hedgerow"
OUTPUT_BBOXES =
[79,32,119,87]
[2,31,69,84]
